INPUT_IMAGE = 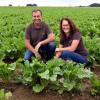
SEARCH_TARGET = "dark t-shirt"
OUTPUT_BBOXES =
[25,22,52,47]
[60,32,88,57]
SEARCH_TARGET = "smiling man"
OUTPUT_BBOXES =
[24,9,56,61]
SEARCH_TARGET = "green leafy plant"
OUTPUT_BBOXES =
[0,89,12,100]
[90,74,100,95]
[0,61,16,83]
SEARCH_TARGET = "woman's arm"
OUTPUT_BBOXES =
[55,44,63,58]
[56,40,80,52]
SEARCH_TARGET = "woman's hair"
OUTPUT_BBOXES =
[60,17,80,40]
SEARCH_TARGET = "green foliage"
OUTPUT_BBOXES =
[0,61,16,83]
[90,74,100,95]
[0,57,95,94]
[33,84,44,93]
[0,89,12,100]
[84,36,100,64]
[15,58,48,92]
[0,7,100,64]
[0,7,100,94]
[18,58,93,93]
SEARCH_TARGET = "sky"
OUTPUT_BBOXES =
[0,0,100,6]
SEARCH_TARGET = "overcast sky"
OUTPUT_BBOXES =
[0,0,100,6]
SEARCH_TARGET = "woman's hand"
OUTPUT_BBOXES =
[55,51,62,58]
[55,48,62,58]
[55,48,62,52]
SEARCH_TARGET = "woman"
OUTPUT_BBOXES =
[55,17,88,64]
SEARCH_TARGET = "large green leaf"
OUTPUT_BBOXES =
[33,84,44,93]
[38,70,49,80]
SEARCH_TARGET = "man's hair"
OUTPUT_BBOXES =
[32,9,42,16]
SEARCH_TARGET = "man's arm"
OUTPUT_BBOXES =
[25,24,35,54]
[25,39,35,53]
[56,40,80,52]
[40,33,55,45]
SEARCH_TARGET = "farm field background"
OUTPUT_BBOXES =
[0,7,100,62]
[0,7,100,100]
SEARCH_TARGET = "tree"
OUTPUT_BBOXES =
[26,4,37,6]
[33,4,37,6]
[9,4,12,6]
[89,3,100,7]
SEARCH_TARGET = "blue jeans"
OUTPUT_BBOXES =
[24,42,56,61]
[60,51,87,64]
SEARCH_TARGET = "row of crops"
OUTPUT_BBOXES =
[0,7,100,95]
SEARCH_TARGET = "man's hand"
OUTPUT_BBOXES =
[25,39,35,54]
[35,42,42,52]
[34,42,42,58]
[32,49,35,54]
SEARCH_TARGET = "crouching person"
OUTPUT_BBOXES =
[24,9,56,61]
[55,17,88,64]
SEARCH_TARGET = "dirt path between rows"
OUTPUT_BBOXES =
[0,66,100,100]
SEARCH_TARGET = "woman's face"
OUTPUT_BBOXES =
[62,20,70,35]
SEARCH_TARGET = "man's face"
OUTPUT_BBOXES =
[32,11,42,29]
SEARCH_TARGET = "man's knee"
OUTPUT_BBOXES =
[24,50,33,60]
[24,54,31,60]
[24,55,30,60]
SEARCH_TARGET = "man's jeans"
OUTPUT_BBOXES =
[24,42,56,61]
[60,51,87,64]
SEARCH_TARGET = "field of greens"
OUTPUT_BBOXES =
[0,7,100,63]
[0,7,100,99]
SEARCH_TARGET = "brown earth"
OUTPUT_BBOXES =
[0,66,100,100]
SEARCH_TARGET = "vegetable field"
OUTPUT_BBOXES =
[0,7,100,100]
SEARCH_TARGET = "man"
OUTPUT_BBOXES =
[24,9,56,61]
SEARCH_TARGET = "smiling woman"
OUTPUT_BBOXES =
[55,17,89,64]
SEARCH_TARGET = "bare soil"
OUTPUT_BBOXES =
[0,66,100,100]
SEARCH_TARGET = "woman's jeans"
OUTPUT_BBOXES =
[60,51,87,64]
[24,42,56,61]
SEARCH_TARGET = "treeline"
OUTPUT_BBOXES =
[89,3,100,7]
[8,4,37,6]
[26,4,37,6]
[8,3,100,7]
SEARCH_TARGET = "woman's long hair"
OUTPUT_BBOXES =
[60,17,80,40]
